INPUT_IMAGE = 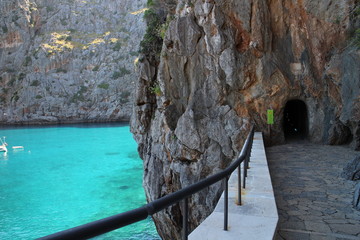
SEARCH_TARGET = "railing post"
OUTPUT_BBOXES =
[182,198,188,240]
[245,147,250,177]
[243,144,251,188]
[237,166,242,205]
[224,177,229,231]
[249,131,254,160]
[243,158,247,188]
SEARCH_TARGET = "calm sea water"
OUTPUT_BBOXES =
[0,123,160,240]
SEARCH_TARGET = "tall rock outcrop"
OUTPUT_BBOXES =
[131,0,359,239]
[0,0,146,123]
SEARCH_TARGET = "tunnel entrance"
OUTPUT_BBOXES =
[283,100,308,140]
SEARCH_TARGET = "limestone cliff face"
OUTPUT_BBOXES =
[0,0,146,123]
[131,0,359,239]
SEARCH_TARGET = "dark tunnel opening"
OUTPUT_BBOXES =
[283,100,308,140]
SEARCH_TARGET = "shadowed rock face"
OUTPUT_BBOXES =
[131,0,359,239]
[342,155,360,181]
[0,0,146,124]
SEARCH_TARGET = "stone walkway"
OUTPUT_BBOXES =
[266,142,360,240]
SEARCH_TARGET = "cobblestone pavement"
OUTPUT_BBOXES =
[266,142,360,240]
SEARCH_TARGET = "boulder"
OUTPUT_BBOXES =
[342,156,360,181]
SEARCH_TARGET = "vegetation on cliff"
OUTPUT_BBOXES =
[139,0,169,63]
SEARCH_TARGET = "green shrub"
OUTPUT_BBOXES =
[129,51,138,56]
[12,14,20,22]
[56,68,67,73]
[147,0,155,7]
[112,67,131,79]
[120,91,131,103]
[98,83,110,89]
[150,85,162,96]
[119,67,131,76]
[35,95,42,99]
[158,16,174,39]
[2,26,8,33]
[112,41,122,51]
[71,94,84,103]
[120,91,131,98]
[79,86,87,94]
[119,27,128,33]
[112,71,121,79]
[2,88,9,94]
[70,86,87,103]
[8,77,16,86]
[24,56,32,66]
[139,8,164,60]
[12,94,19,102]
[18,73,26,81]
[30,80,40,86]
[92,65,100,71]
[61,18,68,26]
[46,6,54,12]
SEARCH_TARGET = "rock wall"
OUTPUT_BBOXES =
[131,0,360,239]
[0,0,147,124]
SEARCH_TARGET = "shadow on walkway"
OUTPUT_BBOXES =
[266,142,360,240]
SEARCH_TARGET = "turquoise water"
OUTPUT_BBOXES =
[0,123,160,240]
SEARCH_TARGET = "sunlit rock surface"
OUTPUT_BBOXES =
[0,0,147,123]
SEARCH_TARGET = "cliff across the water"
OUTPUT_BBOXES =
[131,0,360,239]
[0,0,146,124]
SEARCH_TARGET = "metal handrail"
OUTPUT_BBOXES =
[38,126,255,240]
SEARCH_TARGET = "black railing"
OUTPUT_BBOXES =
[38,126,255,240]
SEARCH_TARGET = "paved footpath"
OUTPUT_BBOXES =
[266,142,360,240]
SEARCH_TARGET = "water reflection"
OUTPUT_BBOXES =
[0,152,8,161]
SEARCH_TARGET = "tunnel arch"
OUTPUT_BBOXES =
[283,100,308,140]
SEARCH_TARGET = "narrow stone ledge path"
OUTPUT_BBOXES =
[266,142,360,240]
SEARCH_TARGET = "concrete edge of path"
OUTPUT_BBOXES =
[189,132,279,240]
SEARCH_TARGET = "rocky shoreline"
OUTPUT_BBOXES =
[0,119,130,126]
